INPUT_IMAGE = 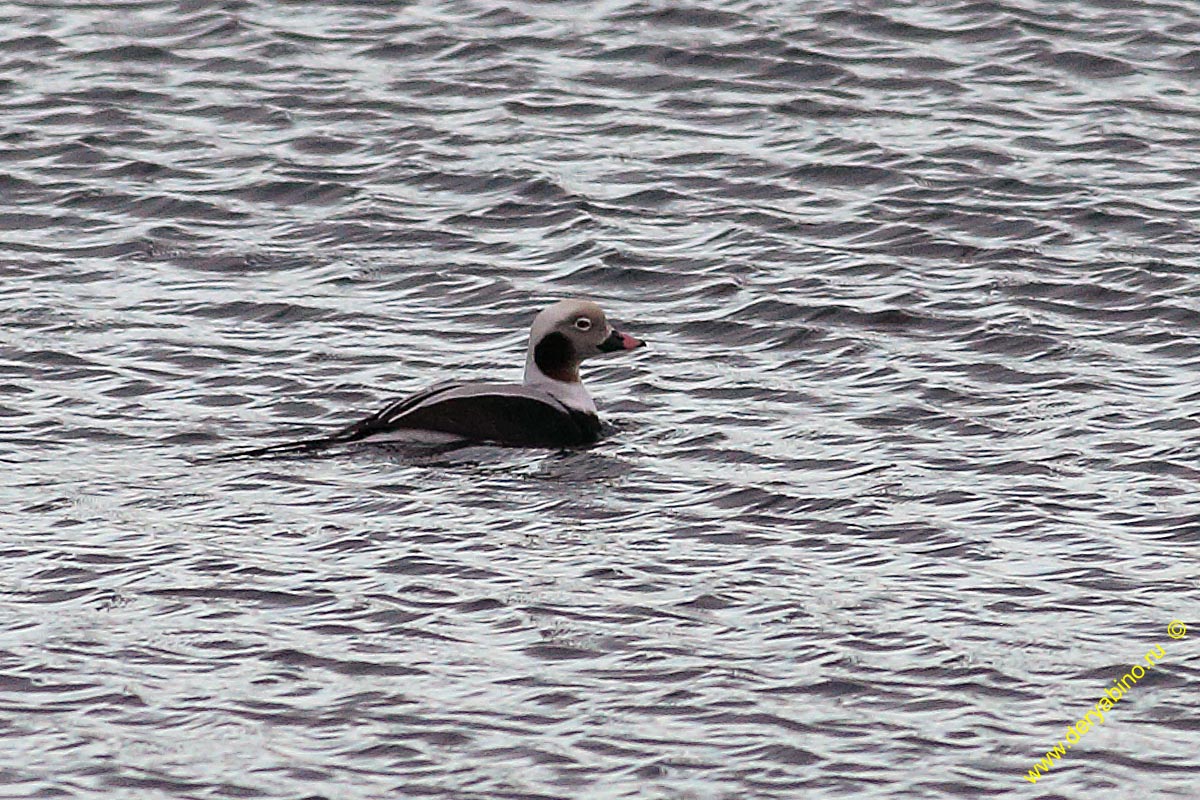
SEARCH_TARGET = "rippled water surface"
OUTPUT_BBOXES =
[4,1,1200,797]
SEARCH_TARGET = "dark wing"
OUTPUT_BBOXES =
[329,381,464,442]
[215,382,603,459]
[378,383,601,447]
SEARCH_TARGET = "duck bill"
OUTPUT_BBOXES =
[598,328,646,352]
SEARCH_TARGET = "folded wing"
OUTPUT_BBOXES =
[216,382,602,460]
[358,383,601,447]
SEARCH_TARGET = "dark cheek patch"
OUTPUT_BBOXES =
[533,331,579,382]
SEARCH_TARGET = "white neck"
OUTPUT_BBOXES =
[524,356,596,415]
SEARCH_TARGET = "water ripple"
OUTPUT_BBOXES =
[3,0,1200,798]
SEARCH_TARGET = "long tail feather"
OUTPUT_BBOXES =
[203,383,463,463]
[209,435,340,461]
[202,426,368,463]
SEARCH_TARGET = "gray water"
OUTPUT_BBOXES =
[3,1,1199,798]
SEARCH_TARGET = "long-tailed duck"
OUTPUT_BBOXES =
[224,299,645,457]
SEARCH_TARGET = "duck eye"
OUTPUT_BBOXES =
[574,317,592,331]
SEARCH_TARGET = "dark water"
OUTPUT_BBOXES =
[3,1,1199,797]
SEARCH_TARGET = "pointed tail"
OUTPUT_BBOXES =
[209,435,340,461]
[202,396,427,463]
[203,425,367,463]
